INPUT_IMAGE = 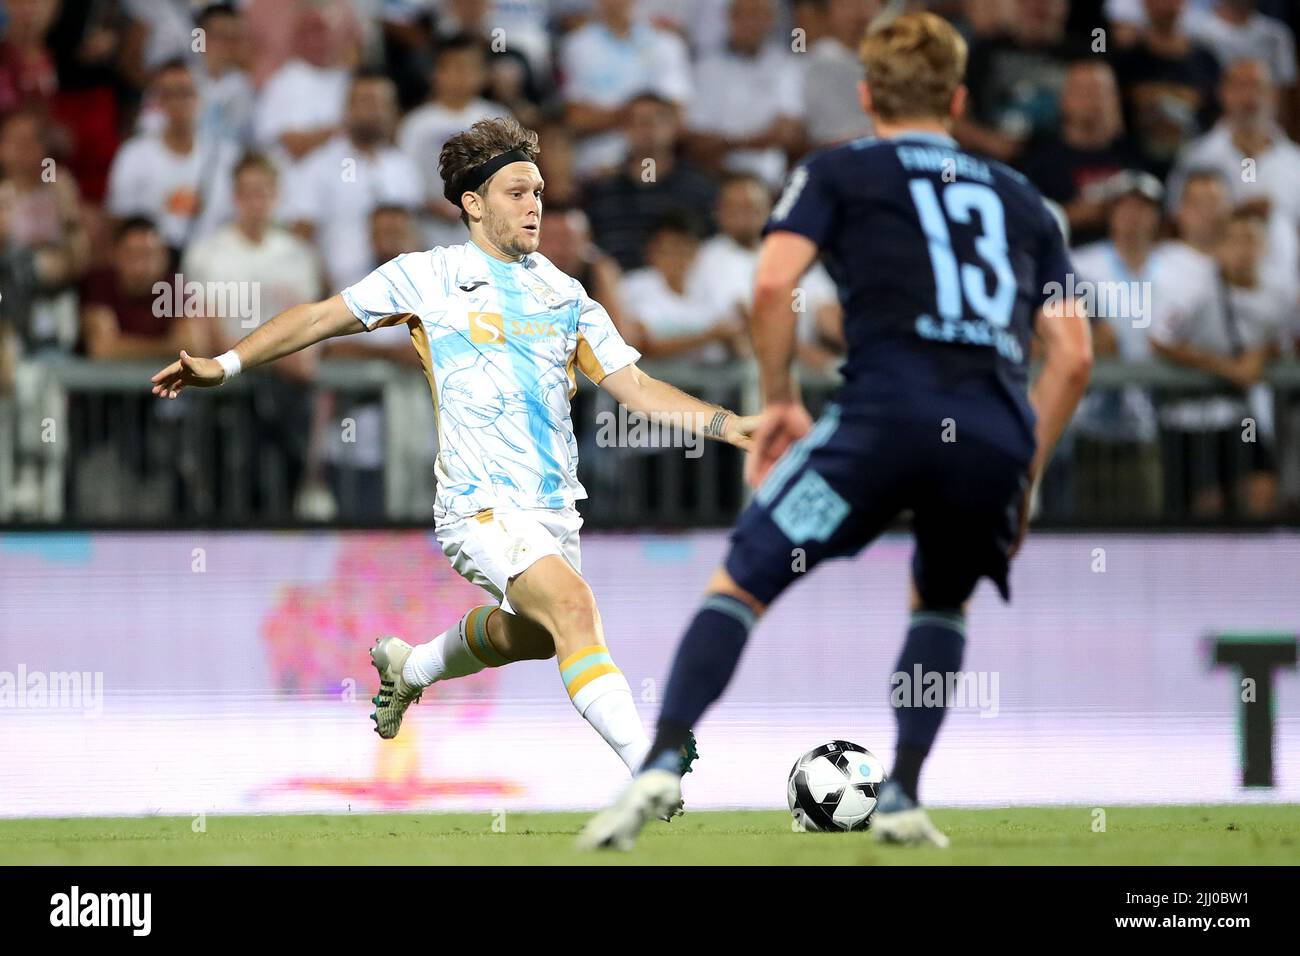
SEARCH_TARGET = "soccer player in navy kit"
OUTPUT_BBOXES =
[580,11,1093,850]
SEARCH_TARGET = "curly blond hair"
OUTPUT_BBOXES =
[859,11,968,123]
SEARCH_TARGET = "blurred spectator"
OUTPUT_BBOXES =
[434,0,552,87]
[399,34,508,249]
[622,211,747,363]
[253,7,354,171]
[1168,58,1300,304]
[1150,206,1287,515]
[560,0,693,178]
[0,109,89,273]
[938,0,1017,41]
[1069,171,1167,515]
[687,173,843,372]
[246,0,362,87]
[376,0,436,111]
[181,153,321,376]
[637,0,740,57]
[322,204,428,520]
[0,0,60,112]
[1170,165,1232,254]
[684,0,804,191]
[957,0,1091,163]
[801,0,877,148]
[121,0,200,75]
[1186,0,1297,91]
[282,71,421,288]
[1107,0,1212,43]
[535,121,582,209]
[583,92,717,270]
[43,0,128,206]
[0,169,78,359]
[1112,0,1220,176]
[0,109,88,353]
[431,0,548,126]
[105,59,238,255]
[182,153,326,520]
[194,3,255,146]
[1020,60,1137,246]
[79,216,203,360]
[537,204,639,348]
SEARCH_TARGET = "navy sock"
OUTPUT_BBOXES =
[890,608,966,801]
[644,593,756,771]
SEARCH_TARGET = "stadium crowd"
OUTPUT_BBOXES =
[1,0,1299,522]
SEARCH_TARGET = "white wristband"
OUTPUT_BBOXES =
[215,350,242,383]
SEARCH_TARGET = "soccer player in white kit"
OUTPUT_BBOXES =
[151,118,756,809]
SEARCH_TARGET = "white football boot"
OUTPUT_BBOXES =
[577,769,683,851]
[369,636,424,739]
[871,780,950,848]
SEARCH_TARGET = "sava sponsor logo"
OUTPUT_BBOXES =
[469,311,561,344]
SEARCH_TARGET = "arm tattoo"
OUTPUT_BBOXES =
[704,410,730,439]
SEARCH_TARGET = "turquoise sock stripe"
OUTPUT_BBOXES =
[701,594,757,632]
[561,650,614,686]
[910,610,966,636]
[469,608,509,665]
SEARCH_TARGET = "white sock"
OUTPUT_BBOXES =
[560,646,650,772]
[402,606,499,687]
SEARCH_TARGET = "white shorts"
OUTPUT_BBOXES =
[436,506,583,614]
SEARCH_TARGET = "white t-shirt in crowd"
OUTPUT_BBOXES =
[105,133,239,248]
[622,265,729,364]
[254,60,350,165]
[1150,240,1290,432]
[1170,122,1300,303]
[280,135,423,289]
[687,234,838,346]
[181,223,322,343]
[199,65,256,145]
[1068,239,1178,440]
[559,20,693,177]
[1185,7,1298,85]
[803,38,874,147]
[687,43,803,190]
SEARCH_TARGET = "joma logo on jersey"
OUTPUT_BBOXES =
[469,311,559,344]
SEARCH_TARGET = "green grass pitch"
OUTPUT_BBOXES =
[1,806,1297,865]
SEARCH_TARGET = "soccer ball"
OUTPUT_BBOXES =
[787,740,886,832]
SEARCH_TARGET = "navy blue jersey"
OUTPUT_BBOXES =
[767,132,1073,455]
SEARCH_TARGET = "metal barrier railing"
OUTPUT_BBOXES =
[2,357,1298,526]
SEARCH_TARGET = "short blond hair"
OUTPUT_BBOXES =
[859,12,968,124]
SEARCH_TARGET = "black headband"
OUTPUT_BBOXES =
[447,149,533,205]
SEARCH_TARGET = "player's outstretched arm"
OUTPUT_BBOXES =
[599,364,758,450]
[150,293,364,399]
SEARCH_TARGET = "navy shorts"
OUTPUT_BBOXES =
[724,403,1032,610]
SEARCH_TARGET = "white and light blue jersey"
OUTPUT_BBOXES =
[341,240,641,518]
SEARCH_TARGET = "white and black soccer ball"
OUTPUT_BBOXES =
[787,740,887,832]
